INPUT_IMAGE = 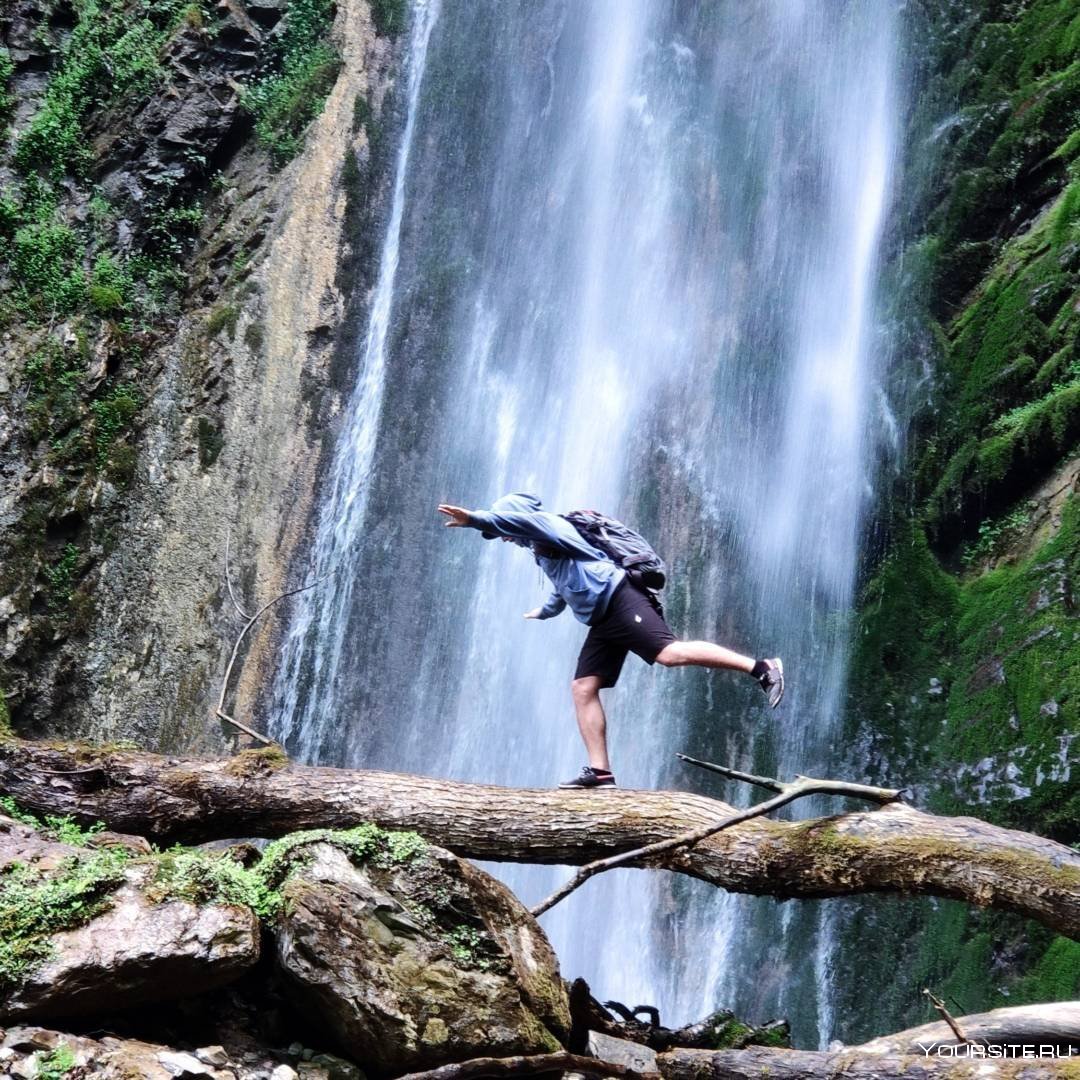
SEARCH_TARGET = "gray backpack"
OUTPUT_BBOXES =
[562,510,667,590]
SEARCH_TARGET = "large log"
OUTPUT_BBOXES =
[855,1002,1080,1055]
[1,739,1078,938]
[658,1045,1079,1079]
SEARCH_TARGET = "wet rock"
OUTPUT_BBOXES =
[273,838,570,1074]
[0,815,259,1022]
[588,1030,659,1073]
[159,1049,215,1076]
[197,1045,231,1066]
[0,1025,300,1079]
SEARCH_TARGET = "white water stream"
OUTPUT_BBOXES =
[272,0,900,1047]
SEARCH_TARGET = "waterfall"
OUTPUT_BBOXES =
[272,0,899,1048]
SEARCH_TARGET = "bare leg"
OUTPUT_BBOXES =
[570,675,610,770]
[654,640,755,673]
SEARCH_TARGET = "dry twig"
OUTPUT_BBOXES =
[530,753,902,917]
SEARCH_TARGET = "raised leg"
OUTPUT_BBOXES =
[654,640,755,673]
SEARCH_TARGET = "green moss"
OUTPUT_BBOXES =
[1011,937,1080,1001]
[88,253,132,315]
[0,847,128,991]
[205,303,239,339]
[90,384,140,469]
[258,823,428,890]
[0,48,14,118]
[223,744,289,775]
[243,319,265,353]
[46,544,82,609]
[147,847,279,917]
[371,0,406,36]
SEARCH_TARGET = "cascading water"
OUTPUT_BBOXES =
[272,0,899,1048]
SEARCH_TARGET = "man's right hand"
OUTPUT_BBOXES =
[523,608,543,620]
[438,504,471,528]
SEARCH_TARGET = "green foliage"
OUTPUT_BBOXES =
[0,48,15,117]
[196,416,224,468]
[244,0,341,164]
[88,253,133,314]
[15,0,193,178]
[1011,937,1080,1001]
[90,384,140,468]
[46,544,81,609]
[10,221,87,314]
[445,924,497,971]
[0,847,127,991]
[36,1043,77,1080]
[1,795,110,849]
[961,507,1030,568]
[148,848,280,918]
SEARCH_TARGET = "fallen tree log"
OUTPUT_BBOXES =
[1,739,1078,938]
[854,1001,1080,1055]
[657,1045,1079,1079]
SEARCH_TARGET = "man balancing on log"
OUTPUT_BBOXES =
[438,492,784,789]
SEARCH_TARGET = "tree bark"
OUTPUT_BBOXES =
[854,1002,1080,1055]
[657,1045,1078,1079]
[1,739,1078,938]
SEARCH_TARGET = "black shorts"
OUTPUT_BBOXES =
[574,578,677,688]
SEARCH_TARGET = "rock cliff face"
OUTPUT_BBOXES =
[0,0,403,747]
[831,0,1080,1042]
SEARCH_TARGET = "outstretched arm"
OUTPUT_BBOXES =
[438,504,472,528]
[440,503,596,558]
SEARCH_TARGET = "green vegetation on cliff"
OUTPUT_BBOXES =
[833,0,1080,1045]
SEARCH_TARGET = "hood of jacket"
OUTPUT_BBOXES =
[480,492,543,538]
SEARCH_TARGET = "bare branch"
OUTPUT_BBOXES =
[531,758,904,917]
[215,561,337,744]
[924,989,970,1046]
[224,526,251,620]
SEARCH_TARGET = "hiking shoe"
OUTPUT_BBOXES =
[558,766,616,789]
[756,657,784,708]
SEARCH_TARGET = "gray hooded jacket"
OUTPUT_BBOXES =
[467,492,624,625]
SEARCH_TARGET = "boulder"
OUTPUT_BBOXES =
[0,814,259,1021]
[272,834,570,1074]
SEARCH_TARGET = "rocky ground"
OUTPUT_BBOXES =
[0,800,792,1079]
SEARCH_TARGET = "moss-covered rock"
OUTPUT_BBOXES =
[271,835,571,1074]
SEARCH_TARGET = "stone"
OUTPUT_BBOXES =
[0,822,259,1022]
[274,838,570,1074]
[195,1045,230,1066]
[158,1050,213,1076]
[269,1066,299,1080]
[587,1031,658,1073]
